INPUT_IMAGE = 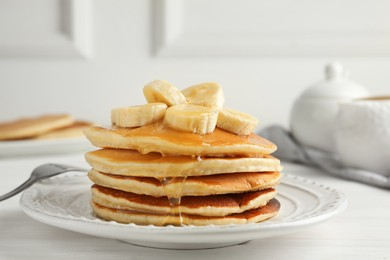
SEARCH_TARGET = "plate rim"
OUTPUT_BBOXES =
[0,137,89,147]
[0,137,92,157]
[19,172,347,239]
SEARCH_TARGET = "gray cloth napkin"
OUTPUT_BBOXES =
[260,125,390,189]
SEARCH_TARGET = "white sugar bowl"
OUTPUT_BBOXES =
[335,97,390,175]
[290,63,370,153]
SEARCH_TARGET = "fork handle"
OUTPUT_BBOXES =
[0,177,36,202]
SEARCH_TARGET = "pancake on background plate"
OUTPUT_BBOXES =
[0,115,93,141]
[0,114,74,140]
[35,121,92,140]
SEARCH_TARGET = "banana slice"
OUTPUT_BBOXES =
[144,80,187,106]
[181,82,225,109]
[164,104,218,135]
[111,103,167,128]
[217,108,259,135]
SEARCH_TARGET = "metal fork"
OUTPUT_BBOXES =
[0,163,88,202]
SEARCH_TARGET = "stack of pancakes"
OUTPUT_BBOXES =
[84,81,282,226]
[84,125,282,226]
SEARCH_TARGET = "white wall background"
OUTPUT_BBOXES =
[1,0,390,131]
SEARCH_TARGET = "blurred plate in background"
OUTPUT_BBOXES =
[0,138,93,157]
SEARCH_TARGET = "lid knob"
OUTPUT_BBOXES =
[325,62,346,80]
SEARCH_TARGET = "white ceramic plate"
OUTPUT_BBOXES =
[0,138,93,157]
[20,173,347,249]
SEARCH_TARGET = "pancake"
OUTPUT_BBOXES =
[88,169,281,197]
[35,121,93,139]
[85,149,282,177]
[0,114,74,140]
[83,122,277,157]
[84,81,283,227]
[91,184,276,217]
[91,198,280,226]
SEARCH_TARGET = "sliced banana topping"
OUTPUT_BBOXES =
[114,80,259,135]
[181,82,225,109]
[112,103,167,128]
[144,80,187,106]
[164,104,218,135]
[217,108,259,135]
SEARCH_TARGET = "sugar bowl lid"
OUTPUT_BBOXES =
[300,63,369,99]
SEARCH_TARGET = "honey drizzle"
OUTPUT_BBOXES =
[139,132,218,226]
[113,122,274,151]
[159,176,186,226]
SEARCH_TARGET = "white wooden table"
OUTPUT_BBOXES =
[1,152,389,260]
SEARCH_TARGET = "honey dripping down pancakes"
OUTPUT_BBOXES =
[84,80,282,226]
